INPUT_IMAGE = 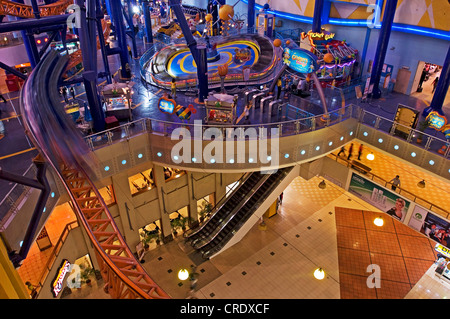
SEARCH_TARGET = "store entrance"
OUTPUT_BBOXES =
[411,61,441,101]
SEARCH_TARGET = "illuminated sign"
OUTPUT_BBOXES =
[435,243,450,258]
[51,259,71,298]
[426,111,447,131]
[283,48,318,74]
[158,97,177,114]
[301,30,336,47]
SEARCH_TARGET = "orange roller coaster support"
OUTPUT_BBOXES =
[60,165,170,299]
[0,0,73,18]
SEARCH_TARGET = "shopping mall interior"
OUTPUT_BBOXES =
[0,0,450,306]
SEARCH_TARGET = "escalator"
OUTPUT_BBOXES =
[187,167,293,261]
[185,172,264,247]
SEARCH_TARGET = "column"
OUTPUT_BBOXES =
[425,45,450,116]
[247,0,255,32]
[142,0,153,44]
[369,0,398,99]
[312,0,324,33]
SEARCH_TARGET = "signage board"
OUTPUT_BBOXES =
[283,48,318,74]
[158,97,177,114]
[51,259,71,298]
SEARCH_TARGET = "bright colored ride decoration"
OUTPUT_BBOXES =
[176,104,197,120]
[283,47,319,74]
[426,111,447,131]
[158,96,177,114]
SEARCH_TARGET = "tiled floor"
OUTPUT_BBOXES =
[329,141,450,216]
[335,207,438,299]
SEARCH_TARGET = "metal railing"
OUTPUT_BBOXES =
[83,104,356,150]
[328,152,450,220]
[32,220,79,298]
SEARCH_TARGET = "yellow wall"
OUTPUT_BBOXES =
[0,239,29,299]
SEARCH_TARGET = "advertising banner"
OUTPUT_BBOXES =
[348,173,410,222]
[408,205,450,248]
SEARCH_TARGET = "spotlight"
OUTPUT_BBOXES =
[314,268,325,280]
[417,180,426,188]
[366,152,375,161]
[318,180,326,189]
[374,216,384,227]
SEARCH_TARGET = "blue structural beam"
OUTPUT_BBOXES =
[96,0,112,84]
[169,0,208,102]
[142,0,153,43]
[125,0,138,58]
[108,0,131,79]
[369,0,398,99]
[425,45,450,116]
[312,0,324,33]
[247,0,255,32]
[75,0,105,132]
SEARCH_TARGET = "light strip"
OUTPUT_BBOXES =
[241,0,450,41]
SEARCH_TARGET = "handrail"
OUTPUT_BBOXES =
[33,220,79,298]
[202,167,292,259]
[194,173,272,250]
[328,152,450,220]
[184,171,251,240]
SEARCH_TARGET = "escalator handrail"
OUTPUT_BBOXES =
[194,172,273,250]
[202,167,293,258]
[184,171,252,239]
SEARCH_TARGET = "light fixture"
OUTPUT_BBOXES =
[314,268,325,280]
[318,180,326,189]
[366,152,375,161]
[417,180,426,188]
[374,216,384,227]
[178,269,189,281]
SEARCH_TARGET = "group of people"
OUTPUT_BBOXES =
[337,143,364,161]
[59,86,77,104]
[417,62,440,93]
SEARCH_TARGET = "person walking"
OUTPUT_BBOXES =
[171,78,176,98]
[276,77,282,99]
[279,192,284,205]
[357,144,364,160]
[347,143,354,160]
[69,86,76,100]
[389,175,401,191]
[337,146,346,157]
[432,76,439,93]
[62,87,68,103]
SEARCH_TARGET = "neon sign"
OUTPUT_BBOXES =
[283,48,318,74]
[51,259,71,298]
[301,30,336,47]
[158,96,177,114]
[426,111,447,131]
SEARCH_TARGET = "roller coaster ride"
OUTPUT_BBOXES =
[1,0,170,299]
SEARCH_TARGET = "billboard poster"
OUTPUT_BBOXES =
[408,206,450,248]
[348,173,410,222]
[283,48,318,74]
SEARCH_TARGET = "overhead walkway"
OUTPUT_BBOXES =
[20,50,169,299]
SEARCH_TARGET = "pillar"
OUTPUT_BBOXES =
[142,0,153,44]
[247,0,255,32]
[369,0,398,99]
[312,0,324,33]
[108,0,131,80]
[76,0,105,132]
[425,45,450,116]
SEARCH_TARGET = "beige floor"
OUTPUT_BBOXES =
[101,175,450,300]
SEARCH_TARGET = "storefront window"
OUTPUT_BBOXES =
[98,185,116,206]
[169,206,192,236]
[164,167,186,182]
[129,168,155,195]
[139,220,162,251]
[197,194,215,221]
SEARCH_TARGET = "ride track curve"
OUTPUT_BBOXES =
[0,0,73,18]
[20,50,170,299]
